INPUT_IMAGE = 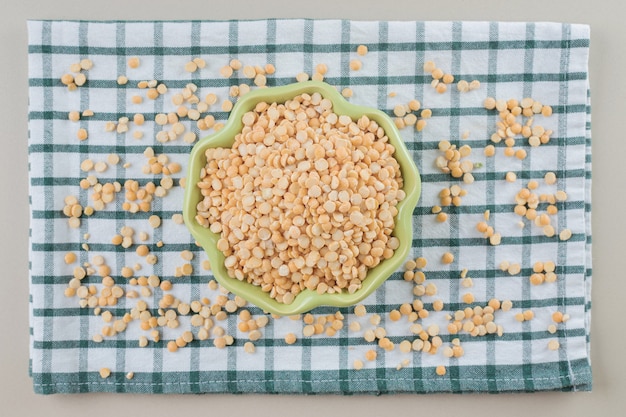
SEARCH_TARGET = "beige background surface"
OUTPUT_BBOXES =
[2,0,624,415]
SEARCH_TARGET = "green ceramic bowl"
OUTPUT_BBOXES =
[183,81,420,315]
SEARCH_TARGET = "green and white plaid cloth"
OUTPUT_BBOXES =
[28,20,592,394]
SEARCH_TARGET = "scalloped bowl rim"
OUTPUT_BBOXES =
[183,81,421,315]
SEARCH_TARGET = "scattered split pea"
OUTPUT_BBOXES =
[128,57,140,68]
[350,59,362,71]
[185,58,205,73]
[77,128,88,141]
[285,333,297,345]
[484,96,554,153]
[559,228,572,241]
[365,349,377,361]
[64,252,77,264]
[441,252,454,264]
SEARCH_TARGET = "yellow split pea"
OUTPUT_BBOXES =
[128,57,140,69]
[350,59,362,71]
[441,252,454,264]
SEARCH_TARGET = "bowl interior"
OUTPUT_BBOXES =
[183,81,421,315]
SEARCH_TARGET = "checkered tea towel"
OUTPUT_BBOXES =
[28,19,591,394]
